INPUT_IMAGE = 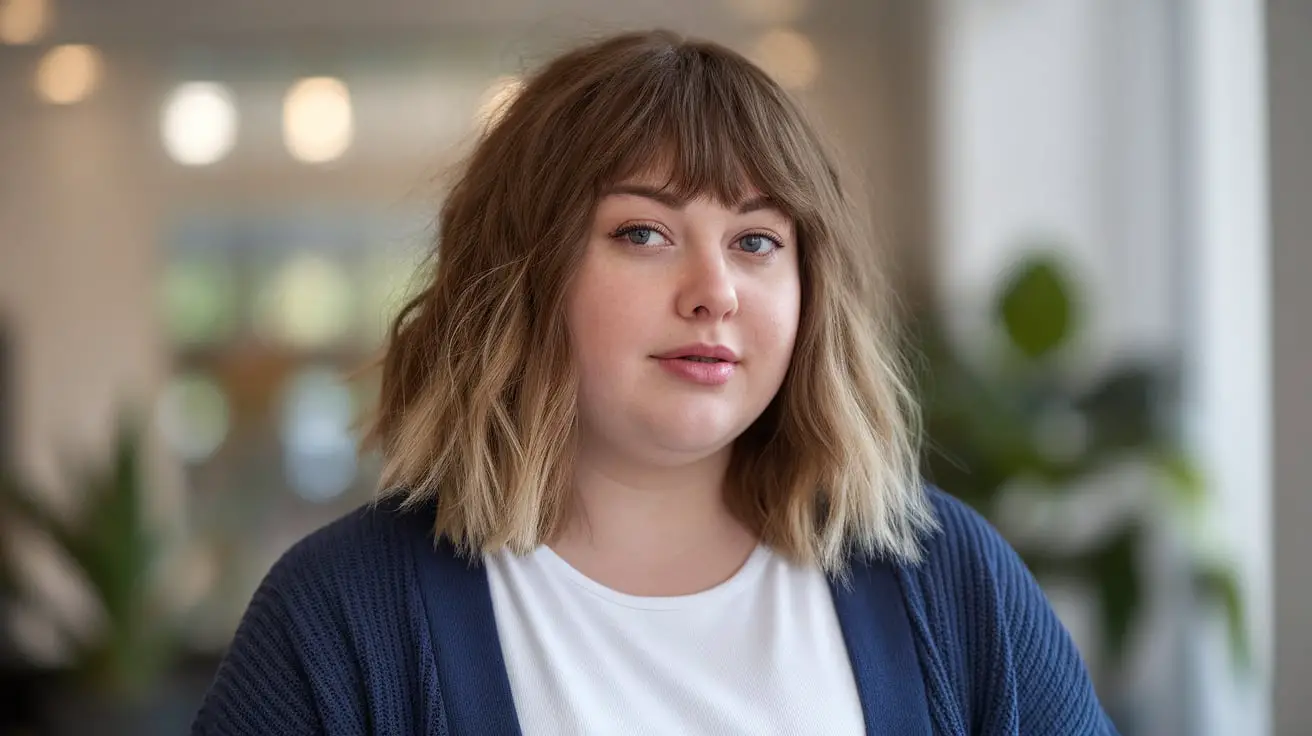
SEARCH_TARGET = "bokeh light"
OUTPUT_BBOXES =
[254,252,355,349]
[279,366,358,501]
[157,373,231,464]
[360,248,424,344]
[161,82,238,166]
[159,256,240,345]
[749,28,819,91]
[283,77,353,163]
[0,0,49,45]
[34,44,102,105]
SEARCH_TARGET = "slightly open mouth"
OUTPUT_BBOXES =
[679,356,725,363]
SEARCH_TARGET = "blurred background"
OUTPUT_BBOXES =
[0,0,1305,734]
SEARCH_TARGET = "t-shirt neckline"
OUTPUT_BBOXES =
[534,543,771,611]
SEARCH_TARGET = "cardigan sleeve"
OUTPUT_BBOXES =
[918,489,1121,736]
[192,502,447,736]
[191,557,325,736]
[190,517,378,736]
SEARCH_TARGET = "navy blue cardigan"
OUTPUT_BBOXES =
[193,488,1117,735]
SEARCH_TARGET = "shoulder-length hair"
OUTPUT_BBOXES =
[364,29,934,573]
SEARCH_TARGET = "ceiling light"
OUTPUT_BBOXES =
[161,82,239,166]
[283,76,353,164]
[0,0,49,45]
[35,44,101,105]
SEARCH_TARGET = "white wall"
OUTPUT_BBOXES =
[933,1,1272,733]
[1179,1,1271,734]
[934,0,1178,362]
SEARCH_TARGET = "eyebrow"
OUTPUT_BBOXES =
[606,184,779,215]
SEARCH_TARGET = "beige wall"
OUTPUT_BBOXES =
[0,53,165,498]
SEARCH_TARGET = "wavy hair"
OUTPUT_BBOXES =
[364,29,935,572]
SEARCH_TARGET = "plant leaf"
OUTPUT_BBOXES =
[1193,562,1251,671]
[996,255,1077,360]
[1153,445,1207,507]
[0,408,174,697]
[1081,523,1144,668]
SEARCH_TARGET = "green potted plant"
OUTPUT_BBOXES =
[910,252,1247,730]
[0,411,194,735]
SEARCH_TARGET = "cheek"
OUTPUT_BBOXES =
[750,281,802,365]
[777,283,803,342]
[566,255,647,370]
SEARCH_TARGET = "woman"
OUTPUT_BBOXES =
[194,30,1117,735]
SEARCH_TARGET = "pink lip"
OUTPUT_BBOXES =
[653,343,741,362]
[651,343,740,386]
[656,357,736,385]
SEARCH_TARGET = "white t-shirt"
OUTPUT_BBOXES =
[483,542,866,735]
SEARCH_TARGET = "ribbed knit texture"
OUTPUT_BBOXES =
[894,490,1118,735]
[192,488,1118,735]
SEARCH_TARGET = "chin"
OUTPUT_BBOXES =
[642,409,750,457]
[650,429,738,458]
[578,395,763,463]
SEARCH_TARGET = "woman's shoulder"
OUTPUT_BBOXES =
[194,497,446,733]
[892,485,1118,735]
[895,484,1050,635]
[913,485,1022,579]
[259,494,438,602]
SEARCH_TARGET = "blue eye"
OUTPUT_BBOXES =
[615,226,670,247]
[739,233,781,255]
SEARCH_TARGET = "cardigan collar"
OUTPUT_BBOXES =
[410,528,931,736]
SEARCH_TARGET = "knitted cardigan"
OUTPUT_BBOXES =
[193,487,1118,735]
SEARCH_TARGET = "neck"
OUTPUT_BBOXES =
[549,443,759,596]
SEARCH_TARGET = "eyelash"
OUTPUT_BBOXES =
[608,222,785,257]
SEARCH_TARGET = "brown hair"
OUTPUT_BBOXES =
[365,29,934,572]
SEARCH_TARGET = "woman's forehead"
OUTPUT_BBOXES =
[601,143,759,196]
[604,167,768,209]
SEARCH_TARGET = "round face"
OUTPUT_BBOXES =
[566,174,802,471]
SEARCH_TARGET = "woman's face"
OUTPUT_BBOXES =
[566,174,802,470]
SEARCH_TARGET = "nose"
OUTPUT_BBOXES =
[676,245,738,321]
